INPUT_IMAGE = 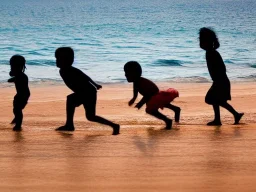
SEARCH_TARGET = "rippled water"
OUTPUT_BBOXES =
[0,0,256,83]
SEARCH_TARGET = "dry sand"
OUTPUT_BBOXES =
[0,82,256,192]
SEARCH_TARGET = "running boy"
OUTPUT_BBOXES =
[55,47,119,135]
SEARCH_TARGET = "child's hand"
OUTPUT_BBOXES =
[96,84,102,90]
[128,98,135,106]
[135,103,142,109]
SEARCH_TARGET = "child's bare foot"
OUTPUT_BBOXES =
[207,120,222,126]
[10,118,16,124]
[234,113,244,124]
[55,125,75,131]
[175,107,181,122]
[112,124,120,135]
[13,125,22,131]
[165,119,173,130]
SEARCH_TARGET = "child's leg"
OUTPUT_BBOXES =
[84,95,119,135]
[165,103,181,122]
[12,99,27,131]
[11,99,16,124]
[11,118,16,124]
[65,94,76,128]
[13,107,23,131]
[56,94,77,131]
[207,104,222,126]
[146,109,172,129]
[220,102,244,124]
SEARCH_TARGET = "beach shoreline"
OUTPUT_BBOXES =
[1,81,256,127]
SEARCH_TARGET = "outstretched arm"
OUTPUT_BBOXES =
[128,83,138,106]
[8,77,15,83]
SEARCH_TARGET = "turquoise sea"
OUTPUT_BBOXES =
[0,0,255,83]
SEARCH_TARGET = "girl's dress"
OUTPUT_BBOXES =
[205,50,231,105]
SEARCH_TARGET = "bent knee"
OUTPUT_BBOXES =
[13,105,23,113]
[86,114,96,121]
[13,108,22,115]
[67,94,80,106]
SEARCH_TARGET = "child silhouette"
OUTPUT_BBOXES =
[8,55,30,131]
[124,61,180,129]
[199,27,244,125]
[55,47,119,135]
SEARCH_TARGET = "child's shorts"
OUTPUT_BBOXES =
[67,92,97,109]
[146,88,179,112]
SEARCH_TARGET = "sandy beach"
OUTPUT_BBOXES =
[0,82,256,192]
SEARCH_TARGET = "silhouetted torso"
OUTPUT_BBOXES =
[136,77,159,97]
[60,66,96,95]
[13,73,30,100]
[206,50,228,83]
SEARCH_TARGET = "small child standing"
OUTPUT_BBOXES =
[124,61,180,129]
[55,47,119,135]
[199,27,244,125]
[8,55,30,131]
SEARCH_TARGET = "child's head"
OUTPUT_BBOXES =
[9,55,26,76]
[124,61,142,82]
[55,47,74,68]
[199,27,220,50]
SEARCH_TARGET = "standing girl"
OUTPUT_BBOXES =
[199,27,243,125]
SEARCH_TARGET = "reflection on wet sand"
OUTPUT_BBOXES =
[0,125,255,192]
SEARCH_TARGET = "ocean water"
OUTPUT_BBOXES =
[0,0,255,83]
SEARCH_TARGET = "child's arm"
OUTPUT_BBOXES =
[7,77,15,83]
[135,96,149,109]
[128,83,138,106]
[90,80,102,90]
[83,73,102,90]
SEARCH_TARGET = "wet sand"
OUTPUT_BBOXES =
[0,82,256,192]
